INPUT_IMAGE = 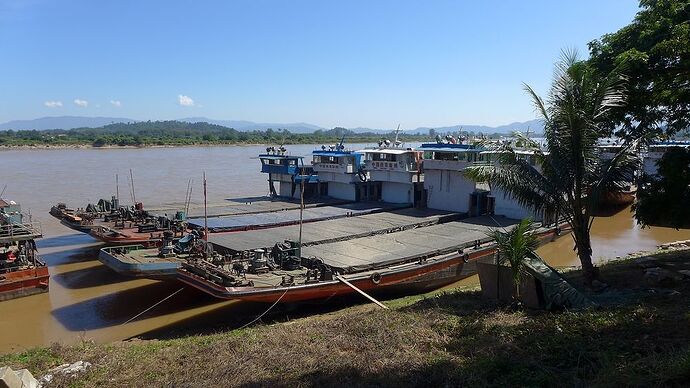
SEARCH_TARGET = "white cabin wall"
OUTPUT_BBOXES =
[382,182,413,204]
[492,187,544,222]
[425,170,475,213]
[279,182,300,199]
[327,182,357,201]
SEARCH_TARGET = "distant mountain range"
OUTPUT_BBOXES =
[0,115,543,135]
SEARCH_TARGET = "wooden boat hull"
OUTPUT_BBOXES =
[60,219,94,233]
[0,266,50,302]
[89,227,165,246]
[599,190,636,207]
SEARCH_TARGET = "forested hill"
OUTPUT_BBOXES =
[0,120,437,147]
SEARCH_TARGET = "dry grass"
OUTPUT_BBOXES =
[3,251,690,387]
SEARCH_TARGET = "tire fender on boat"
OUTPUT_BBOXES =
[370,272,382,285]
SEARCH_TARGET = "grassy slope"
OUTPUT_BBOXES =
[3,250,690,387]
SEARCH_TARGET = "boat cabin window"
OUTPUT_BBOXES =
[435,152,464,161]
[313,155,347,164]
[371,153,396,162]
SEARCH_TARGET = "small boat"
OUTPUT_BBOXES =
[98,231,207,279]
[49,197,121,233]
[0,199,49,302]
[598,185,637,207]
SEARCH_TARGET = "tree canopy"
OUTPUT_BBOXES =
[588,0,690,137]
[466,52,640,282]
[633,147,690,228]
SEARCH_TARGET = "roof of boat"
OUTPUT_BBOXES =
[361,148,417,155]
[311,150,360,157]
[419,143,483,153]
[650,141,690,147]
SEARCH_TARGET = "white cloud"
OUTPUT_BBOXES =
[44,100,63,108]
[110,100,122,107]
[178,94,195,106]
[74,98,89,107]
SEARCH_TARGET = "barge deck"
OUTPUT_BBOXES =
[187,202,408,233]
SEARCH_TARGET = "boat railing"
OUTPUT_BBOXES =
[0,221,42,240]
[102,244,146,254]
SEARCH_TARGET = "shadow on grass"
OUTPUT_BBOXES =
[233,287,690,387]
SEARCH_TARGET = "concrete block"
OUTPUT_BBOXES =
[14,369,38,388]
[0,366,21,388]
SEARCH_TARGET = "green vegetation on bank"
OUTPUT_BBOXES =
[3,249,690,387]
[0,121,445,147]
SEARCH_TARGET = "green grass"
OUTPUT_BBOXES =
[3,250,690,387]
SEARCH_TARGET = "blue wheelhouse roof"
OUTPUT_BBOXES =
[419,143,483,153]
[258,154,303,160]
[312,150,358,157]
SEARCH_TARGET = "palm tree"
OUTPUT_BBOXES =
[488,218,538,299]
[466,50,640,283]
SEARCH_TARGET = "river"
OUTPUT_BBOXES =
[1,145,689,353]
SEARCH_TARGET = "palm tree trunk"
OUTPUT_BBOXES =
[573,221,596,283]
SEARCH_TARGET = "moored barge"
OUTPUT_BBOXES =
[177,217,569,303]
[0,200,49,301]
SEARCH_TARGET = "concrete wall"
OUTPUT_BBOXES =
[425,170,475,213]
[382,182,413,204]
[327,181,357,201]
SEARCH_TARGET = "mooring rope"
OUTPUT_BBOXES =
[122,287,185,325]
[237,284,291,330]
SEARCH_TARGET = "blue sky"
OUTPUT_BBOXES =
[0,0,640,128]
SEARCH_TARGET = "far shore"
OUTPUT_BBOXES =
[0,142,368,151]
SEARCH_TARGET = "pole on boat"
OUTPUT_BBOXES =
[129,169,137,205]
[203,171,208,242]
[298,159,305,257]
[335,275,388,309]
[115,174,119,203]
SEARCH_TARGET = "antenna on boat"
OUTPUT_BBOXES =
[203,172,208,243]
[184,178,193,215]
[393,124,401,147]
[129,169,137,205]
[298,159,305,256]
[115,174,119,204]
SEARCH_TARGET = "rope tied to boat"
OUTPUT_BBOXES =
[237,283,292,330]
[122,287,185,325]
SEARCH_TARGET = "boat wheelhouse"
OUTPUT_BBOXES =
[311,144,365,201]
[259,146,320,199]
[419,143,484,213]
[361,147,423,205]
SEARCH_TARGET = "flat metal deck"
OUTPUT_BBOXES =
[149,196,348,219]
[189,202,408,232]
[301,215,519,272]
[209,207,460,253]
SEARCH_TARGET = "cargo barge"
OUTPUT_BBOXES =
[177,217,568,303]
[0,199,49,302]
[97,208,460,278]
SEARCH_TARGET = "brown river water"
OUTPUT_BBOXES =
[2,145,690,353]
